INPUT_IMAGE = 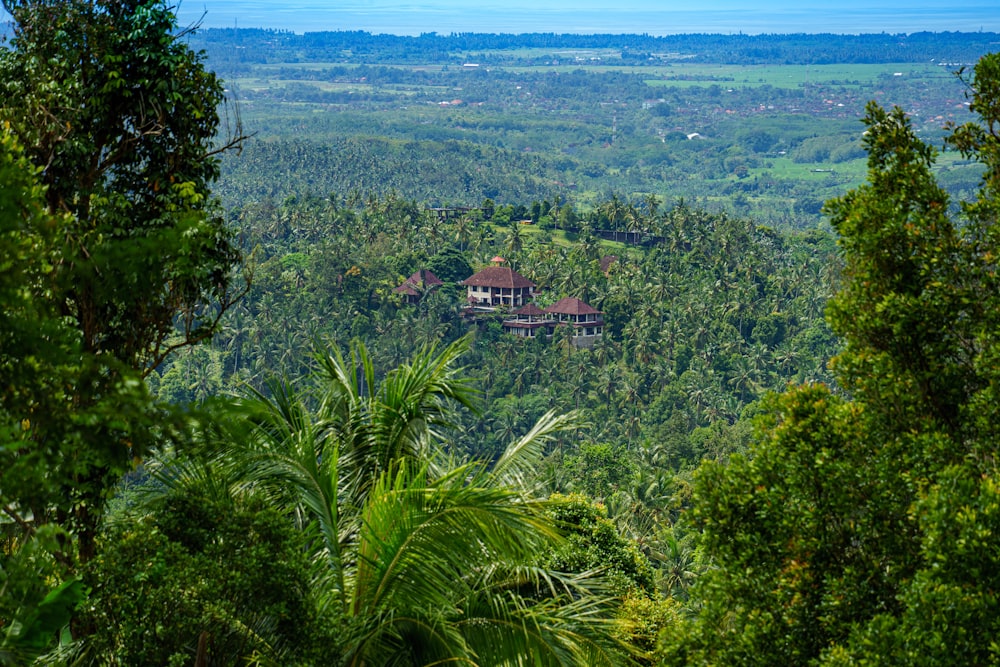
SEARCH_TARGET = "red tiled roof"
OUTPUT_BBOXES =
[395,269,444,294]
[394,284,420,296]
[409,269,444,287]
[545,297,601,316]
[461,266,535,289]
[512,303,547,317]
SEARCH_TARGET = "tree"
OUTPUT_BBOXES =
[0,0,244,541]
[0,0,245,651]
[0,0,245,374]
[660,53,1000,666]
[427,245,473,284]
[0,128,152,657]
[545,494,656,598]
[564,443,636,502]
[141,338,633,666]
[83,487,330,666]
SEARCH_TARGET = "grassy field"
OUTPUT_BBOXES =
[644,63,945,89]
[752,156,865,181]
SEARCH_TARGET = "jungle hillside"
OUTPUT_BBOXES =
[4,4,1000,665]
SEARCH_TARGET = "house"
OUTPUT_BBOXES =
[461,257,535,309]
[544,297,604,347]
[501,303,549,338]
[394,269,444,304]
[501,297,604,348]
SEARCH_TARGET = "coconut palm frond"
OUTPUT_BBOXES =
[491,409,584,491]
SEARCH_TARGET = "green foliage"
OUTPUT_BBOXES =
[217,189,839,472]
[1,1,247,656]
[0,0,238,540]
[662,53,1000,666]
[565,442,636,501]
[0,128,78,513]
[146,340,632,666]
[85,489,327,666]
[618,594,680,666]
[427,246,474,283]
[661,386,882,664]
[0,527,84,665]
[0,128,160,657]
[0,0,243,373]
[201,31,989,229]
[547,494,656,597]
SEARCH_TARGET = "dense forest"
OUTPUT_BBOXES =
[197,29,993,227]
[5,2,1000,665]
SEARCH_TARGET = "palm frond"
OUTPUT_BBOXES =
[130,339,631,666]
[313,335,479,502]
[491,410,584,491]
[352,461,548,610]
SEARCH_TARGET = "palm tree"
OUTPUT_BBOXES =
[146,337,631,666]
[504,223,524,260]
[454,214,472,251]
[652,526,700,601]
[643,193,661,223]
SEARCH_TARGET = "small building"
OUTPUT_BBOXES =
[394,269,444,304]
[461,258,535,309]
[545,297,605,346]
[502,303,549,338]
[501,297,604,348]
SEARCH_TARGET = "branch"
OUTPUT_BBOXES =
[204,130,253,160]
[208,93,255,159]
[174,6,207,40]
[143,267,253,378]
[2,504,35,537]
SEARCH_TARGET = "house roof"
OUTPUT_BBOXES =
[394,269,444,295]
[461,266,535,289]
[512,303,547,317]
[393,284,420,296]
[545,297,601,316]
[409,269,444,287]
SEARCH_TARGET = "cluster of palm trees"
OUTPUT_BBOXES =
[101,336,635,665]
[152,194,843,646]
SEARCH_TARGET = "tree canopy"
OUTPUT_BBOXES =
[0,0,245,374]
[660,52,1000,666]
[1,0,245,655]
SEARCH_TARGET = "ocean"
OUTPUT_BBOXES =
[172,2,1000,35]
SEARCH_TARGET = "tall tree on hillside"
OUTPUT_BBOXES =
[660,53,1000,666]
[0,0,244,601]
[0,127,97,664]
[0,0,245,374]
